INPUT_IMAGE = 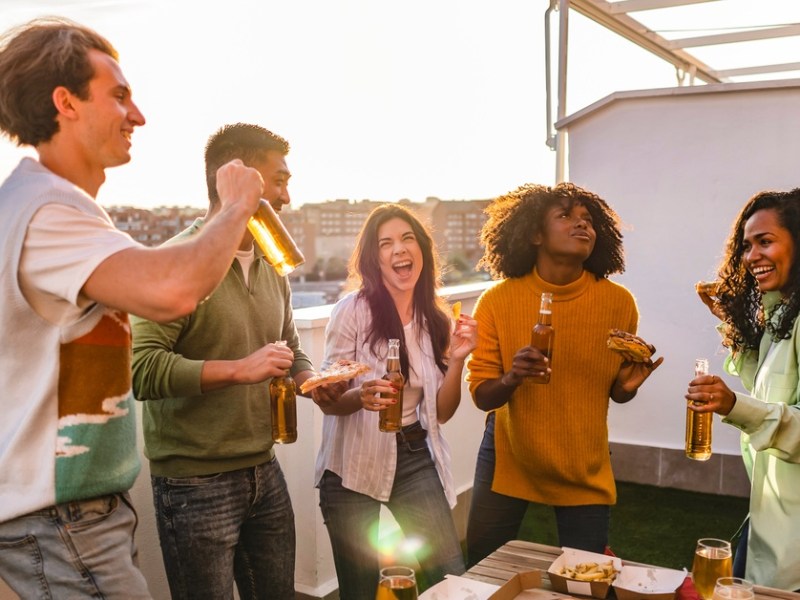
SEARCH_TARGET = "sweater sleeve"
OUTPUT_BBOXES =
[466,287,504,398]
[131,314,204,400]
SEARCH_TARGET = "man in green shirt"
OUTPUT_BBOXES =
[132,123,317,600]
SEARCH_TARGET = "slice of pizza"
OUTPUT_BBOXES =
[607,329,653,363]
[299,359,371,394]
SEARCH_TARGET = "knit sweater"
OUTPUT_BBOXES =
[0,158,140,521]
[466,268,638,505]
[131,218,313,477]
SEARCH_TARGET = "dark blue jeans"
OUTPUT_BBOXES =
[466,412,610,567]
[733,517,748,578]
[318,425,465,600]
[151,457,295,600]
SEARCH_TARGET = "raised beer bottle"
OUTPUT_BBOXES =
[270,341,297,444]
[247,200,306,277]
[530,292,555,384]
[685,358,712,460]
[379,338,405,433]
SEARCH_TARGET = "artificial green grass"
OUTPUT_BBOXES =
[518,481,749,570]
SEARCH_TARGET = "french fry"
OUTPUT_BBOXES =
[558,560,619,584]
[452,301,462,320]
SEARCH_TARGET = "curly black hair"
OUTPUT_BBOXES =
[716,189,800,352]
[477,182,625,280]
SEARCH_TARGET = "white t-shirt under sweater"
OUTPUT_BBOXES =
[0,157,140,522]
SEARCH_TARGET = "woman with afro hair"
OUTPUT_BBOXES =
[690,189,800,591]
[466,182,662,566]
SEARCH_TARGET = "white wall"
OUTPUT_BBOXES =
[559,80,800,456]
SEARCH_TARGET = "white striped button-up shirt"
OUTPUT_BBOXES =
[313,292,456,507]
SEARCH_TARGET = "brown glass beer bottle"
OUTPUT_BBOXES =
[379,338,405,433]
[530,292,554,384]
[247,200,305,276]
[686,358,712,460]
[270,341,297,444]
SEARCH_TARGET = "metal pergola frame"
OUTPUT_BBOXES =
[545,0,800,181]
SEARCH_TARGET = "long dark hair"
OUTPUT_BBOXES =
[347,204,450,378]
[477,182,625,280]
[717,189,800,352]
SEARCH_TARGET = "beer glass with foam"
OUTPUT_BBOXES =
[692,538,732,600]
[712,577,754,600]
[375,566,418,600]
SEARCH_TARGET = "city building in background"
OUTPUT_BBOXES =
[105,198,491,306]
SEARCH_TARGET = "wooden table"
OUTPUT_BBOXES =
[465,540,800,600]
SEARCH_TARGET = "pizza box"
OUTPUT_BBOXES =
[547,548,623,599]
[612,566,687,600]
[488,570,543,600]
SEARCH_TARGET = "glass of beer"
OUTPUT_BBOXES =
[247,199,305,276]
[692,538,733,600]
[375,566,418,600]
[712,577,754,600]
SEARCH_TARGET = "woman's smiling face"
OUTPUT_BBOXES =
[742,208,796,296]
[377,217,423,297]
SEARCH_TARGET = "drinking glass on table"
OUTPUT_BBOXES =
[712,577,754,600]
[692,538,733,600]
[375,566,418,600]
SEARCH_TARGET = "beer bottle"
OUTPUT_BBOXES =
[270,341,297,444]
[685,358,712,460]
[530,292,555,384]
[247,200,306,276]
[379,338,405,433]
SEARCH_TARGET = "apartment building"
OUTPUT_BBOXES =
[106,197,490,282]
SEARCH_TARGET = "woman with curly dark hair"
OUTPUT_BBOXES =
[466,182,662,566]
[690,189,800,591]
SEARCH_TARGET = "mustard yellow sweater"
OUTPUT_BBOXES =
[467,269,638,505]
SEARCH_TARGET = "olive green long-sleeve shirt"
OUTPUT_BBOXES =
[131,219,312,477]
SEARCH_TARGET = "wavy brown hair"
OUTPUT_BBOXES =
[477,182,625,280]
[347,204,451,378]
[0,17,117,146]
[716,189,800,352]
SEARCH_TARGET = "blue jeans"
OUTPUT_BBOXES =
[151,457,295,600]
[466,412,610,567]
[0,493,151,598]
[733,517,748,578]
[318,424,465,600]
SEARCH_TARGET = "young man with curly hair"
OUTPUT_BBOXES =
[0,19,262,598]
[465,182,663,566]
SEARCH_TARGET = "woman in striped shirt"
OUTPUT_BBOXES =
[312,204,477,599]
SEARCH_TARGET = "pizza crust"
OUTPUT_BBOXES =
[299,359,371,394]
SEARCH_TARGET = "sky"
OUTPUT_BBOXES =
[0,0,796,209]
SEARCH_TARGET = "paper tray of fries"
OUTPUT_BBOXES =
[547,548,622,598]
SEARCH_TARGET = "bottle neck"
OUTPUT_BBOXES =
[537,308,552,326]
